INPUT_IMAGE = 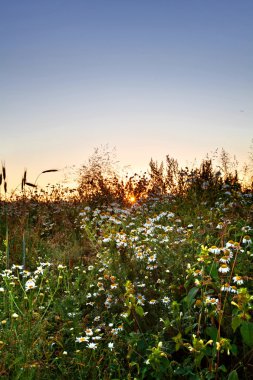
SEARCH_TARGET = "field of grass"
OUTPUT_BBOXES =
[0,156,253,379]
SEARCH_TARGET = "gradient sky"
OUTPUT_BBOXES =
[1,0,253,192]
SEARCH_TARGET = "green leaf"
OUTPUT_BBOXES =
[228,369,239,380]
[231,316,242,332]
[205,326,218,342]
[240,321,253,347]
[175,342,180,351]
[135,305,144,317]
[185,287,199,306]
[218,364,227,373]
[209,263,219,281]
[230,344,238,356]
[172,332,182,351]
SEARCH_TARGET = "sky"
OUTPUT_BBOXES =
[1,0,253,192]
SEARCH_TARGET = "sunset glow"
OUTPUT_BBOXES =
[128,195,136,204]
[1,1,252,192]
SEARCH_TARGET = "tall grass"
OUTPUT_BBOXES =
[0,149,252,379]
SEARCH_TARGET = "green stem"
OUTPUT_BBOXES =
[22,232,26,268]
[5,225,9,269]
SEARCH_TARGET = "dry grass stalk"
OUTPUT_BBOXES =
[25,182,37,188]
[2,163,6,181]
[23,169,27,184]
[42,169,58,174]
[21,169,27,191]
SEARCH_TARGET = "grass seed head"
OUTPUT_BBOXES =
[23,169,27,184]
[2,163,6,180]
[25,182,37,188]
[42,169,58,174]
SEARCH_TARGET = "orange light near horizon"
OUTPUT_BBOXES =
[128,195,136,204]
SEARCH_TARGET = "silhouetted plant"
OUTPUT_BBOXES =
[148,158,166,195]
[165,155,180,194]
[77,146,125,205]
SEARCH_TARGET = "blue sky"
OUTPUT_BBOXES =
[1,1,253,191]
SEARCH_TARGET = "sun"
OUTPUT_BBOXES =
[128,195,136,204]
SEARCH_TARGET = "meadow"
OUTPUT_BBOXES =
[0,151,253,379]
